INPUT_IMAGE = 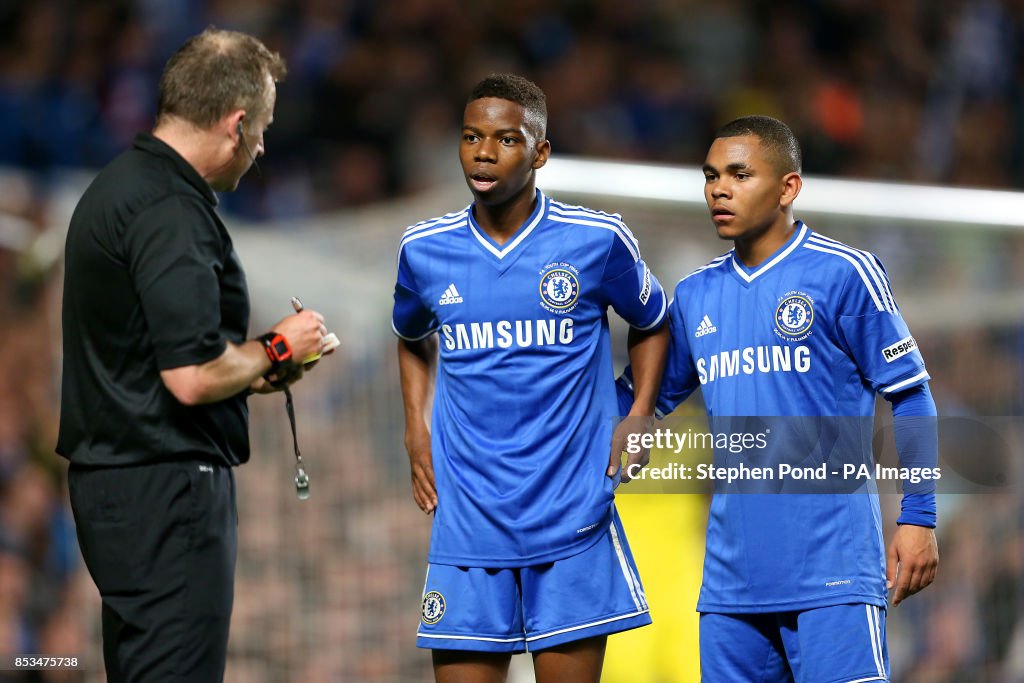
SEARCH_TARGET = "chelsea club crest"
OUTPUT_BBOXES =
[421,591,446,625]
[774,292,814,341]
[539,263,580,314]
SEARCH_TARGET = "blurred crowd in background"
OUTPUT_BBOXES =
[3,0,1024,218]
[1,0,1023,681]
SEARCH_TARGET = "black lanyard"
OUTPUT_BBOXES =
[284,385,310,499]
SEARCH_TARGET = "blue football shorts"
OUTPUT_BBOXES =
[700,604,889,682]
[416,508,652,653]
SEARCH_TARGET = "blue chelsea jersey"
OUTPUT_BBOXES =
[393,190,667,567]
[650,222,928,612]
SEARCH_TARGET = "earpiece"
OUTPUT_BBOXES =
[235,117,260,175]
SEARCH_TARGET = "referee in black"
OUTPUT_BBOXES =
[57,28,330,682]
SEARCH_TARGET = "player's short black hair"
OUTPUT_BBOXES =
[715,115,802,175]
[468,73,547,139]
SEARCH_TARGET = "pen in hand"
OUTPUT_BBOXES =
[291,297,339,364]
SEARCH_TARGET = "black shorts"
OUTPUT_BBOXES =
[68,460,237,682]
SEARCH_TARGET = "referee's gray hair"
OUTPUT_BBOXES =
[157,27,286,129]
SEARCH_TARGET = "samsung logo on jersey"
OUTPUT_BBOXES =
[697,345,811,384]
[882,335,917,363]
[441,319,574,351]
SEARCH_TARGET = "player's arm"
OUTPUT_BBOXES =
[392,240,439,512]
[598,226,670,481]
[625,323,669,416]
[161,310,327,405]
[398,335,438,513]
[832,253,938,604]
[884,382,939,606]
[616,289,700,419]
[610,321,669,482]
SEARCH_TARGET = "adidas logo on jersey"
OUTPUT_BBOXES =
[439,284,463,305]
[694,314,718,338]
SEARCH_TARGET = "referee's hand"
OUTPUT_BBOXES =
[272,309,328,371]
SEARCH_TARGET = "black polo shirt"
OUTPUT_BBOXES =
[58,133,251,467]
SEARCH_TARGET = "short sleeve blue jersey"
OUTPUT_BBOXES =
[629,222,928,612]
[394,190,667,567]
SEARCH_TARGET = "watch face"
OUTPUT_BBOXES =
[272,340,289,358]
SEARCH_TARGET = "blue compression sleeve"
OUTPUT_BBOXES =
[885,382,938,527]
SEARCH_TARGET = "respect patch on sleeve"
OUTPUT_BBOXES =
[882,335,917,363]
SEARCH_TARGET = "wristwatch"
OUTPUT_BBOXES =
[257,332,293,376]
